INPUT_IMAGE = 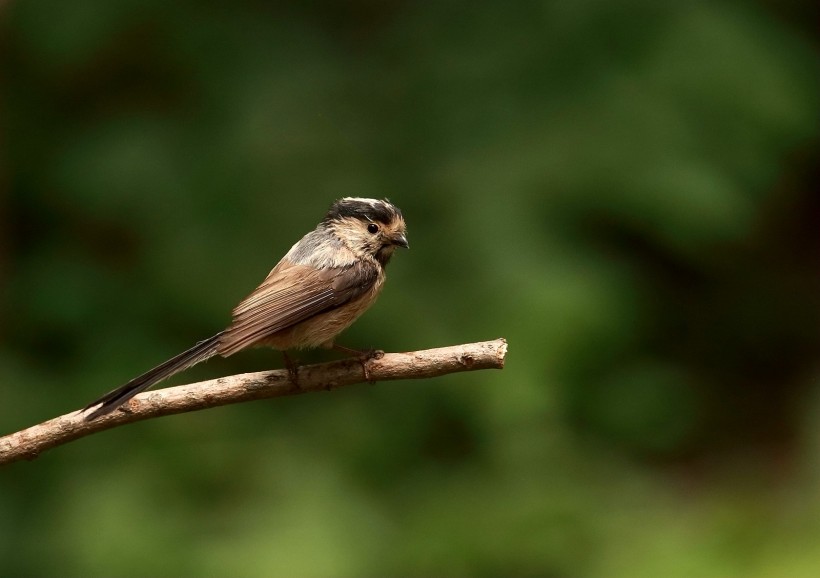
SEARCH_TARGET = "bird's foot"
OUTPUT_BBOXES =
[282,352,302,389]
[332,345,383,382]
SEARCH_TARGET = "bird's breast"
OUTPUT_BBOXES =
[261,271,386,350]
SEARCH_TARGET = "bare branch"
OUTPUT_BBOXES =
[0,339,507,465]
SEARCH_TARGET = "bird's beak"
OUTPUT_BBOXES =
[392,233,409,249]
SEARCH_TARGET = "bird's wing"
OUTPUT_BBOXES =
[218,258,379,354]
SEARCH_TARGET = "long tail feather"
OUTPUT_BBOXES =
[83,332,224,420]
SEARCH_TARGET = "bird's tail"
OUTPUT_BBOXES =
[83,332,224,420]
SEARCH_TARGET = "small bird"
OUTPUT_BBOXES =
[83,197,408,420]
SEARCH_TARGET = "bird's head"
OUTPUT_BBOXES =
[324,197,408,265]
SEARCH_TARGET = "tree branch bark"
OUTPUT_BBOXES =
[0,339,507,465]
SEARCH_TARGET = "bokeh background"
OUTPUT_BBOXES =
[2,1,819,576]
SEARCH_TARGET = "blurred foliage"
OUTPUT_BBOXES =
[1,0,819,576]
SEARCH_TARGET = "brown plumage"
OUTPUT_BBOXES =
[83,197,408,420]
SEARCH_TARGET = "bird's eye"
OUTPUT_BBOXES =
[367,223,379,234]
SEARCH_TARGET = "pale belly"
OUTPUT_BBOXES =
[259,281,384,350]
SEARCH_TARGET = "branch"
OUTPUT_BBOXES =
[0,339,507,465]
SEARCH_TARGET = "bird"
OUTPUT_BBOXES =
[83,197,408,420]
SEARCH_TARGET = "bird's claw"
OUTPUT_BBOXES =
[357,349,383,382]
[332,345,383,382]
[282,352,302,390]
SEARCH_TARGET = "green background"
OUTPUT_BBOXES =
[2,1,819,576]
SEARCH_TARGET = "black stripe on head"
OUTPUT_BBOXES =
[324,198,402,225]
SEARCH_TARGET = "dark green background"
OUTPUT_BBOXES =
[2,1,819,576]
